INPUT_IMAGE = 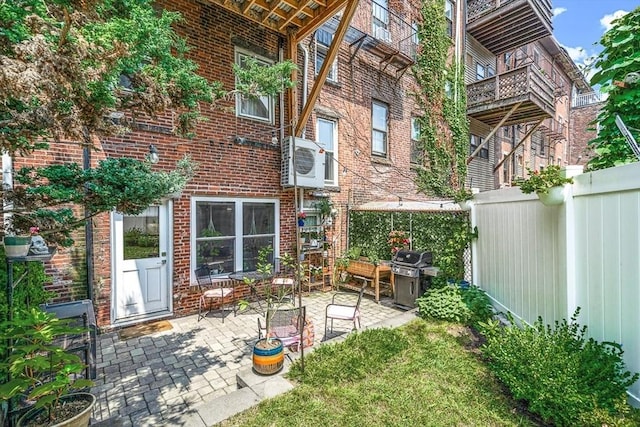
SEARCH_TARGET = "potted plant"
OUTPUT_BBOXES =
[314,199,333,218]
[0,308,95,427]
[297,211,306,227]
[516,165,573,206]
[240,246,293,375]
[453,189,474,211]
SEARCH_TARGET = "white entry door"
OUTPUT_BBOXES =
[112,203,171,324]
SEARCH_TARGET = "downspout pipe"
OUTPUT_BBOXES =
[82,137,94,302]
[300,43,309,139]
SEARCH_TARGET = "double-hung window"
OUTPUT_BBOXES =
[315,29,338,82]
[192,198,278,275]
[235,50,274,123]
[445,0,454,38]
[372,0,390,42]
[372,101,388,156]
[470,134,488,159]
[410,117,422,164]
[317,117,338,186]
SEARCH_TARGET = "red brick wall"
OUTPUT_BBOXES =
[569,102,602,166]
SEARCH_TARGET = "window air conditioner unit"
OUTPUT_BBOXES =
[374,27,391,43]
[281,137,326,189]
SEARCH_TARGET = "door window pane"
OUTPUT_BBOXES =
[123,206,159,260]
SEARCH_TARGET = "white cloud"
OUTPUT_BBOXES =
[552,7,567,18]
[563,45,588,64]
[601,10,628,32]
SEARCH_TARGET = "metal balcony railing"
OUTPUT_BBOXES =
[322,0,416,73]
[572,91,603,108]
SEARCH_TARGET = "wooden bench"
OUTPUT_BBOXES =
[344,260,394,303]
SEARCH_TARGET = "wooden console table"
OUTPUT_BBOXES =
[343,260,394,303]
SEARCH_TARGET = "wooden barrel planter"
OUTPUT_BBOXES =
[252,338,284,375]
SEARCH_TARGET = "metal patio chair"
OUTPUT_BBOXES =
[195,265,235,322]
[324,283,366,338]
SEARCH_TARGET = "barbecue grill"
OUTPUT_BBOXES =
[391,249,436,308]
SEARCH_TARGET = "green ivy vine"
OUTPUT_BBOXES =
[412,0,469,199]
[348,210,475,281]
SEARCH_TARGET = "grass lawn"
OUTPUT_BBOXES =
[219,319,541,426]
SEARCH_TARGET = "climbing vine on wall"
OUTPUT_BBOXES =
[349,210,475,282]
[412,0,469,200]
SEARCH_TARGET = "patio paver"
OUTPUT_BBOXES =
[90,291,409,426]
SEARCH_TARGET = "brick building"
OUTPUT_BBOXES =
[8,0,593,329]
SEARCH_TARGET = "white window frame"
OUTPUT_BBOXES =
[235,49,274,123]
[445,0,454,38]
[372,0,390,41]
[190,197,280,276]
[317,117,338,186]
[410,117,422,164]
[315,29,338,82]
[372,101,388,156]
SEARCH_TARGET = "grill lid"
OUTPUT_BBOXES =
[392,250,433,267]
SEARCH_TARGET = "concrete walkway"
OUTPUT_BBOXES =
[90,291,417,426]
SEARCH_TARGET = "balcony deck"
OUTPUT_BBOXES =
[466,64,555,127]
[467,0,553,54]
[321,0,416,74]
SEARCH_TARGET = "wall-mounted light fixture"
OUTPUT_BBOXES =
[148,144,159,164]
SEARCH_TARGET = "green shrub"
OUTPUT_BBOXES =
[461,285,493,327]
[480,309,639,426]
[416,284,492,327]
[0,249,55,322]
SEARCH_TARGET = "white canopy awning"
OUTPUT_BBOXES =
[353,200,462,212]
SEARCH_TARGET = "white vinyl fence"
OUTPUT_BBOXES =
[470,162,640,406]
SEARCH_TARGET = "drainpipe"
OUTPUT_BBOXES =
[300,43,309,139]
[82,137,94,302]
[279,37,285,145]
[2,152,12,230]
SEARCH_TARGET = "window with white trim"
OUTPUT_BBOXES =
[445,0,454,38]
[315,29,338,82]
[476,63,485,80]
[372,101,388,156]
[411,117,422,164]
[235,50,274,123]
[372,0,390,42]
[317,117,338,185]
[192,198,278,276]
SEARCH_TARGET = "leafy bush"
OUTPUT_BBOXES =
[0,250,55,322]
[461,285,493,327]
[480,310,639,426]
[416,284,470,323]
[416,284,492,327]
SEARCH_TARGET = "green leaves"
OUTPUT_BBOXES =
[480,310,639,426]
[587,6,640,171]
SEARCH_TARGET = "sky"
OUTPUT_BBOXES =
[551,0,636,82]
